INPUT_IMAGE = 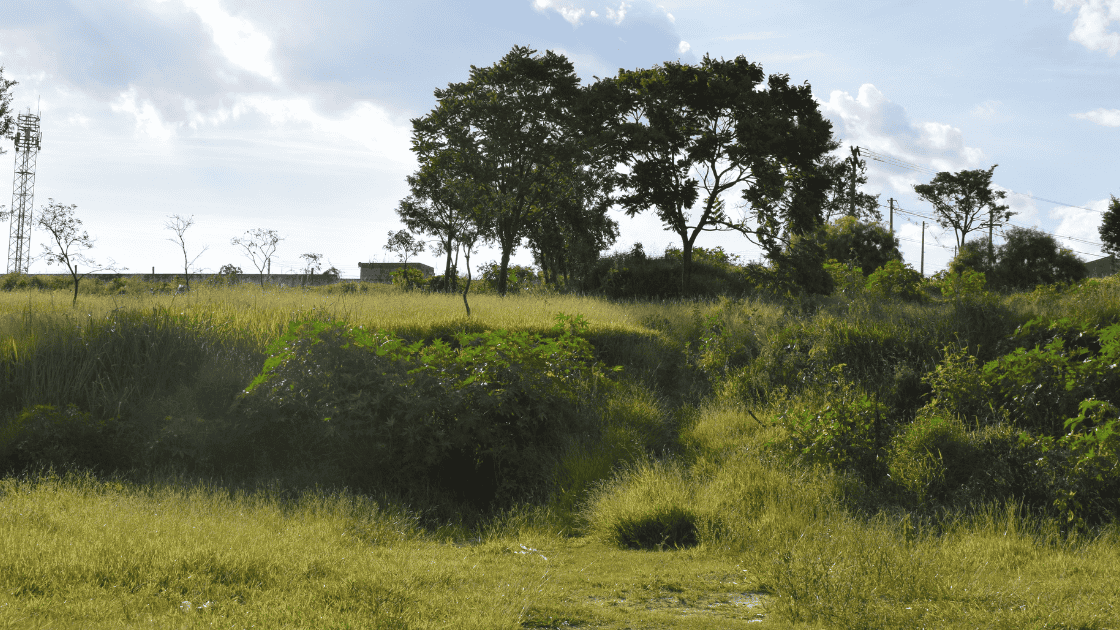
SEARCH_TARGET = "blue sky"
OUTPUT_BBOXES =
[1,0,1117,278]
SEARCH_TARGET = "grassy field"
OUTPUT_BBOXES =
[1,278,1119,628]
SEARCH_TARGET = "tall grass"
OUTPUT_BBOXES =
[0,471,551,629]
[2,275,1119,627]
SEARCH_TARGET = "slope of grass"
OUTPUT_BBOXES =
[2,276,1119,628]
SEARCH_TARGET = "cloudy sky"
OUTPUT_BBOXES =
[1,0,1117,278]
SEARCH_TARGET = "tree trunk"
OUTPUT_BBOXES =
[443,238,454,291]
[498,246,513,297]
[71,265,79,306]
[461,249,473,317]
[681,238,694,295]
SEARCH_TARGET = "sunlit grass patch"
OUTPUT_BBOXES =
[0,472,552,629]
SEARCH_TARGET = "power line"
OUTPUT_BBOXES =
[854,145,1108,215]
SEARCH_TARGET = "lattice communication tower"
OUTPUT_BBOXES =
[7,110,42,274]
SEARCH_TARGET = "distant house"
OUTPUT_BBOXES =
[1085,255,1118,279]
[358,262,435,283]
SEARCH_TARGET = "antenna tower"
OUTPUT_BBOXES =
[7,110,42,273]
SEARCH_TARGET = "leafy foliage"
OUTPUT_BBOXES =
[777,367,889,481]
[1099,194,1120,258]
[610,55,837,292]
[865,260,923,302]
[816,216,901,277]
[950,227,1087,292]
[235,313,613,506]
[919,318,1120,524]
[383,230,425,264]
[410,45,589,296]
[913,165,1012,250]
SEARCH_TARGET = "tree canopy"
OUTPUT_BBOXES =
[608,54,837,291]
[817,216,901,276]
[951,226,1086,291]
[1099,195,1120,258]
[913,165,1012,252]
[821,147,881,223]
[399,46,840,296]
[408,46,590,296]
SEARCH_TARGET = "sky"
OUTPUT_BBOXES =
[0,0,1117,278]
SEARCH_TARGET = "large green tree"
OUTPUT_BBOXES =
[1099,195,1120,258]
[818,216,901,276]
[0,67,16,220]
[524,158,618,287]
[913,165,1012,253]
[0,66,15,153]
[821,147,881,223]
[409,46,587,296]
[951,226,1086,291]
[609,55,837,292]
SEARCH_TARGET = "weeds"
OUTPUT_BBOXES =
[2,276,1120,627]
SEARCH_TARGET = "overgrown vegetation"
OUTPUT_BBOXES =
[2,274,1119,628]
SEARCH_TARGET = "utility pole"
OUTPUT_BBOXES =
[889,198,895,234]
[848,146,860,218]
[921,221,925,277]
[988,205,994,263]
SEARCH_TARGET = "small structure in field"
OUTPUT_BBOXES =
[359,262,435,283]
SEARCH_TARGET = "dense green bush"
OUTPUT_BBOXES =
[886,414,975,504]
[815,216,901,277]
[950,228,1087,292]
[776,367,891,482]
[389,266,427,290]
[233,314,612,506]
[916,318,1120,524]
[865,260,923,302]
[0,405,109,472]
[584,244,754,299]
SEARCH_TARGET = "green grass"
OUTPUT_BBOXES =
[2,278,1120,628]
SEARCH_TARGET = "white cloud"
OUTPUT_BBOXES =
[1053,0,1120,55]
[666,11,675,23]
[532,0,587,26]
[606,1,629,24]
[678,40,690,53]
[820,84,985,183]
[187,94,413,166]
[152,0,281,81]
[995,185,1041,226]
[971,100,1002,119]
[1073,107,1120,126]
[718,31,782,41]
[1050,198,1110,256]
[111,87,179,141]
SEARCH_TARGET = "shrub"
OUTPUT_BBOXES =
[949,228,1087,292]
[865,260,923,302]
[389,266,426,290]
[611,505,700,550]
[887,414,975,504]
[823,259,865,298]
[776,367,891,482]
[234,313,612,507]
[583,459,716,550]
[479,262,538,293]
[931,268,987,299]
[0,405,109,472]
[816,216,902,277]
